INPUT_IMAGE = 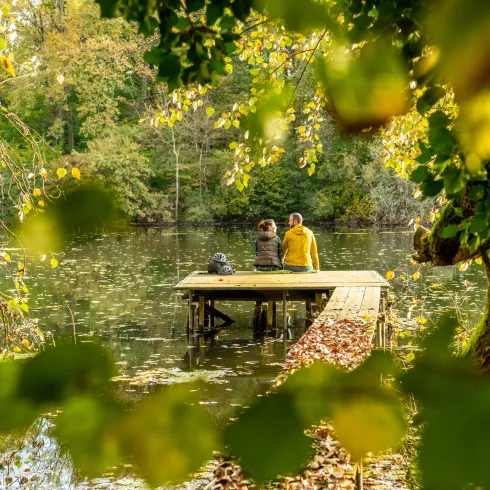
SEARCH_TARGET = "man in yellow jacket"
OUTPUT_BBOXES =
[282,213,320,272]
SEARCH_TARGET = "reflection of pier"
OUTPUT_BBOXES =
[174,271,389,341]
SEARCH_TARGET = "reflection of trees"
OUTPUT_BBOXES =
[0,418,74,489]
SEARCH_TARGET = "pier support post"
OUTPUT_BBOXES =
[209,300,215,328]
[315,292,323,311]
[267,300,274,334]
[253,301,262,332]
[198,296,205,332]
[283,290,288,334]
[188,290,194,336]
[306,301,313,328]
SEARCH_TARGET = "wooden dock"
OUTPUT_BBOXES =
[174,271,389,341]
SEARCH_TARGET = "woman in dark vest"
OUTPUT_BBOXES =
[254,219,283,271]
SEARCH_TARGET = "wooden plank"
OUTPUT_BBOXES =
[174,270,389,291]
[344,287,366,310]
[324,287,351,310]
[360,287,381,312]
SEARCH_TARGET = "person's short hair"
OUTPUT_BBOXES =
[258,219,275,231]
[290,213,303,224]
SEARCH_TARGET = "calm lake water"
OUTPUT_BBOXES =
[0,226,487,489]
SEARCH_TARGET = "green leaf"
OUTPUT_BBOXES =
[224,63,233,74]
[416,87,446,115]
[428,126,454,155]
[420,179,444,197]
[18,344,115,405]
[55,396,125,478]
[468,234,481,254]
[440,225,460,238]
[206,2,222,26]
[256,0,335,32]
[95,0,118,18]
[186,0,205,12]
[415,141,433,164]
[469,215,488,234]
[468,184,485,201]
[307,164,316,176]
[442,166,465,195]
[205,107,215,117]
[428,110,451,129]
[224,391,313,483]
[409,165,431,183]
[235,179,244,192]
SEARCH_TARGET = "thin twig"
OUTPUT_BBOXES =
[286,29,327,111]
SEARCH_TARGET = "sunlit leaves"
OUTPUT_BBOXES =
[50,258,59,268]
[71,167,81,180]
[0,56,14,76]
[56,167,67,179]
[206,107,215,118]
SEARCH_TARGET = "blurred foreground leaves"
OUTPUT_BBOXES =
[19,184,121,255]
[2,314,490,488]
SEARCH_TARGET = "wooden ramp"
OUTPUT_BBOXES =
[316,286,385,347]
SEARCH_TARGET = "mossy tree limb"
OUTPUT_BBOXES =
[413,199,480,266]
[463,250,490,370]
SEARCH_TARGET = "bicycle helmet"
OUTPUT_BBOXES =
[218,264,234,275]
[213,252,227,263]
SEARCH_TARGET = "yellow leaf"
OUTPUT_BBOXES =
[32,188,41,197]
[71,167,81,180]
[385,270,395,280]
[0,56,14,76]
[57,73,64,84]
[22,338,30,346]
[475,257,483,265]
[56,168,67,179]
[412,271,421,280]
[38,200,45,208]
[205,107,215,118]
[3,252,10,263]
[22,285,28,293]
[232,119,240,128]
[458,261,469,272]
[225,64,233,74]
[51,258,59,268]
[13,346,21,354]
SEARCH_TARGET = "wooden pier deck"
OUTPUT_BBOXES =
[175,271,389,337]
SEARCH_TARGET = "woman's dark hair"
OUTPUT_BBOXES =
[258,219,275,231]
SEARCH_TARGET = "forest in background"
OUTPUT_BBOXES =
[0,0,429,225]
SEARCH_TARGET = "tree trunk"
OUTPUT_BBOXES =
[413,199,478,266]
[171,127,179,223]
[67,107,74,153]
[464,251,490,370]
